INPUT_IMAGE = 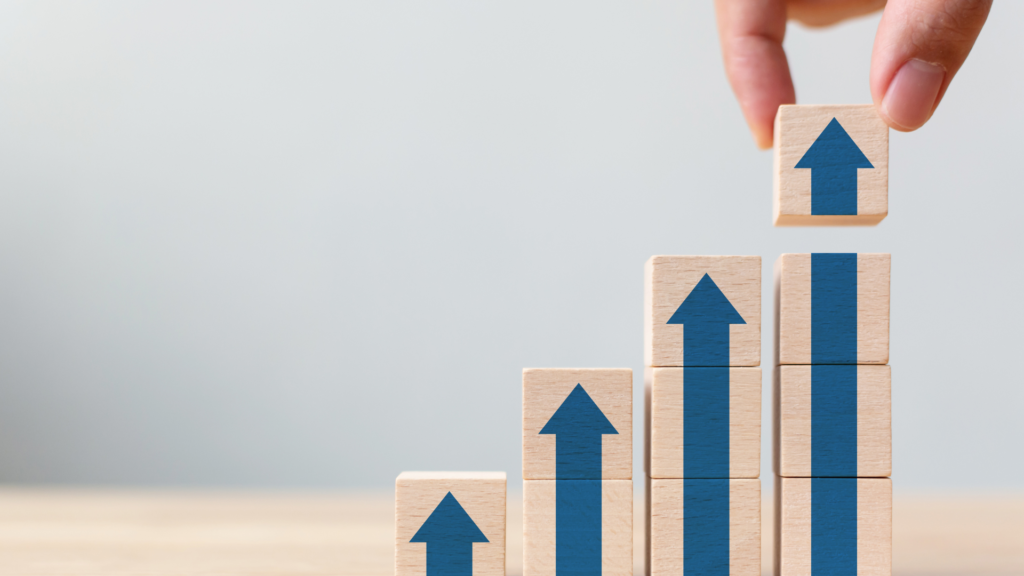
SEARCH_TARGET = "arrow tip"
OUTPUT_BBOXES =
[667,274,745,325]
[795,117,873,169]
[539,384,618,436]
[410,492,489,544]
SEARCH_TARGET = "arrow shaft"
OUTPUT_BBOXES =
[683,323,730,366]
[425,541,473,576]
[556,480,602,576]
[555,435,603,480]
[810,167,858,216]
[683,367,730,477]
[683,480,730,576]
[810,253,858,364]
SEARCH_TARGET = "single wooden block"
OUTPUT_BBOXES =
[775,253,890,365]
[523,479,632,576]
[644,256,761,368]
[523,368,632,480]
[776,478,892,576]
[773,105,888,226]
[645,367,761,479]
[774,365,891,478]
[395,472,506,576]
[647,478,760,576]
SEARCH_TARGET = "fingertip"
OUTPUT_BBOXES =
[879,58,945,131]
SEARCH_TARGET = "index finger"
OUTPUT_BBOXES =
[715,0,795,149]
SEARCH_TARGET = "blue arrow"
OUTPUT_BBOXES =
[540,384,618,479]
[796,117,874,216]
[410,492,488,576]
[667,273,746,366]
[540,384,618,576]
[668,274,742,477]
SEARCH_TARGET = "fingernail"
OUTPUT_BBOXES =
[881,59,945,130]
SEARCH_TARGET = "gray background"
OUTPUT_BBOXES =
[0,1,1020,492]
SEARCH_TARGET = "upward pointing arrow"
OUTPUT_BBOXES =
[540,384,618,576]
[540,383,618,479]
[668,274,745,366]
[795,117,874,216]
[410,492,488,576]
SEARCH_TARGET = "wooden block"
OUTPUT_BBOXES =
[773,105,888,226]
[395,472,506,576]
[775,253,890,365]
[776,478,892,576]
[523,479,632,576]
[647,478,760,576]
[523,368,632,480]
[774,365,891,478]
[644,367,761,479]
[644,256,761,368]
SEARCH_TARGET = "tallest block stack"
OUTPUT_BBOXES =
[774,253,892,576]
[644,256,762,576]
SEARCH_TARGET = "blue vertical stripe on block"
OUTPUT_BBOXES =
[684,480,730,576]
[683,367,730,478]
[811,253,858,364]
[812,365,858,477]
[556,480,602,576]
[812,478,858,576]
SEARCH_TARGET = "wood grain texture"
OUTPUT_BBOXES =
[523,480,632,576]
[775,254,890,365]
[523,368,632,480]
[775,478,891,576]
[773,105,888,226]
[648,479,760,576]
[774,366,891,478]
[644,367,761,479]
[645,256,761,367]
[396,472,506,576]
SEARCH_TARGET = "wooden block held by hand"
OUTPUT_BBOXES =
[396,472,506,576]
[524,479,632,576]
[645,367,761,479]
[774,365,891,478]
[645,256,761,367]
[775,253,890,365]
[647,478,760,576]
[523,368,632,480]
[774,105,888,226]
[776,478,892,576]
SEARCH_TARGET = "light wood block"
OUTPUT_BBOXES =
[773,105,888,226]
[645,367,761,479]
[645,256,761,367]
[395,472,506,576]
[774,366,891,478]
[647,478,760,576]
[523,479,632,576]
[523,368,632,480]
[775,478,892,576]
[775,253,890,365]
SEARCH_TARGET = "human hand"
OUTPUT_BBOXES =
[715,0,992,149]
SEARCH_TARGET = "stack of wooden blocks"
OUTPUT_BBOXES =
[774,253,892,576]
[394,104,895,576]
[522,368,634,576]
[644,256,763,576]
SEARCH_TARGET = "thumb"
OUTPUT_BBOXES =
[870,0,992,131]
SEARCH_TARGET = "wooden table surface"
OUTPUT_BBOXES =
[0,489,1021,576]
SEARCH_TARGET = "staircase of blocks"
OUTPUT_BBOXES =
[393,105,893,576]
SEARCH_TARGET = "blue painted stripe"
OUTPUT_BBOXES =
[683,367,730,478]
[811,253,858,364]
[812,365,858,477]
[812,478,858,576]
[556,480,602,576]
[683,480,730,576]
